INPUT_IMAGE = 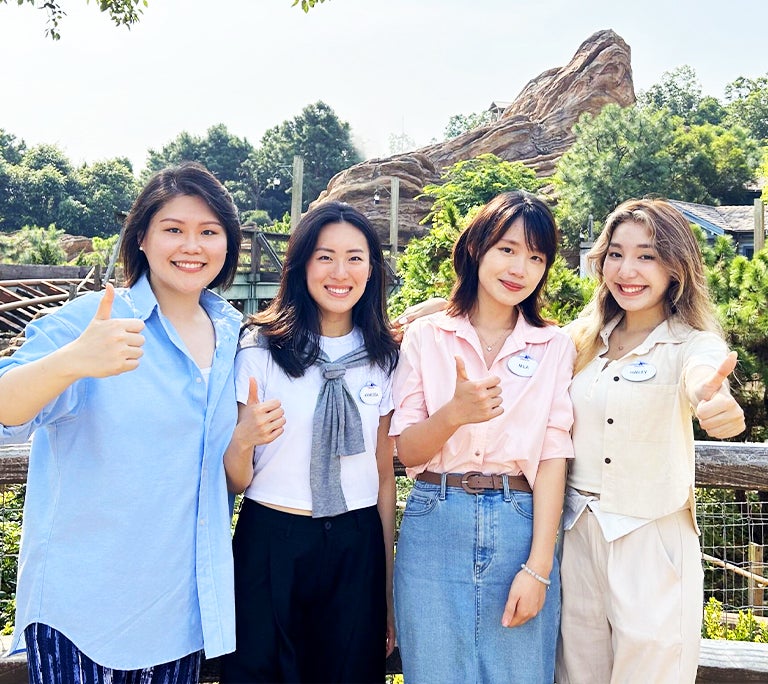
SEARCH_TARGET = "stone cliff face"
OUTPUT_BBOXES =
[313,29,635,243]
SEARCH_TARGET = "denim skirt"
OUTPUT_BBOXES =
[394,478,560,684]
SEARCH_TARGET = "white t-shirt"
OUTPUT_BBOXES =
[234,327,394,512]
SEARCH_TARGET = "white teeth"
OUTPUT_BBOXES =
[621,285,644,293]
[327,287,350,294]
[174,261,204,269]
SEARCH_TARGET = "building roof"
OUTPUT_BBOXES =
[669,200,760,237]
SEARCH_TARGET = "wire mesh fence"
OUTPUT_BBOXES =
[699,488,768,615]
[0,483,766,631]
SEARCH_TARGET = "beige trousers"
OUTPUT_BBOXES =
[556,508,703,684]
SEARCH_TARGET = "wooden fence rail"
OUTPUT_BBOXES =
[1,440,768,682]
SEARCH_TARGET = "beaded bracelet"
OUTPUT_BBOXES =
[520,563,551,586]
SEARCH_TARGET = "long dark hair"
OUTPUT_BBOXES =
[448,190,559,327]
[250,201,398,378]
[120,162,241,289]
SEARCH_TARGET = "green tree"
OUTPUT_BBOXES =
[0,129,25,165]
[390,154,572,318]
[292,0,329,11]
[638,66,729,127]
[639,65,703,122]
[443,110,493,140]
[253,101,362,218]
[554,104,761,247]
[555,105,677,246]
[143,124,258,213]
[74,233,120,267]
[6,144,77,232]
[725,75,768,143]
[421,153,542,220]
[669,123,759,205]
[75,158,138,236]
[1,0,147,40]
[0,224,66,265]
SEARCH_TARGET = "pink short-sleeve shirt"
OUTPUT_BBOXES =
[390,311,575,486]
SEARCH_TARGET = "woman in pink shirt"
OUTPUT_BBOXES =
[390,191,575,683]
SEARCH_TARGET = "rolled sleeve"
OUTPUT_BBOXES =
[0,316,84,442]
[389,328,429,437]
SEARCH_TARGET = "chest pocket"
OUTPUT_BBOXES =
[628,383,678,443]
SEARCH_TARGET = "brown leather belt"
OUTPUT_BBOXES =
[416,470,532,494]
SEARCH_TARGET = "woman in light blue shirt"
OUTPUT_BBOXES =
[0,163,242,683]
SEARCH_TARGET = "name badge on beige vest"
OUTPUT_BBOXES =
[621,361,657,382]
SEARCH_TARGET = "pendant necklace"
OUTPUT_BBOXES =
[476,327,512,353]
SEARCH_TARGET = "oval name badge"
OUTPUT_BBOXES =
[359,382,383,405]
[621,361,657,382]
[507,353,538,378]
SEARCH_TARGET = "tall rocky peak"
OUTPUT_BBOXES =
[313,29,635,242]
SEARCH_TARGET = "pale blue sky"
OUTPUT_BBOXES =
[1,0,766,175]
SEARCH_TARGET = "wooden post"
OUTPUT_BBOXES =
[290,155,304,232]
[749,542,765,615]
[250,230,261,283]
[389,178,400,272]
[755,199,765,256]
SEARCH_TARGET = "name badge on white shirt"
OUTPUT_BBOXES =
[621,361,657,382]
[359,382,383,405]
[507,353,538,377]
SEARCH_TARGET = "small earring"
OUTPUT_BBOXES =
[139,245,144,252]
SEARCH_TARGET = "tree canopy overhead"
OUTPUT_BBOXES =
[3,0,147,39]
[4,0,328,39]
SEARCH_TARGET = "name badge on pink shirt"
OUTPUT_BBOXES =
[621,361,657,382]
[507,353,538,377]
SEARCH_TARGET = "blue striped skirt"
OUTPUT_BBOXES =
[24,623,202,684]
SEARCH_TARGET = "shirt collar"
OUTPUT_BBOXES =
[123,273,242,331]
[599,314,690,354]
[124,273,159,321]
[432,310,559,346]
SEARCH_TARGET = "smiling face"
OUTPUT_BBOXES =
[603,219,672,323]
[139,194,228,304]
[305,221,372,337]
[475,217,547,318]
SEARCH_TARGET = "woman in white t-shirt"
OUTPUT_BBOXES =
[219,201,399,683]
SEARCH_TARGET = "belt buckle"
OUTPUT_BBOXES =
[461,471,484,494]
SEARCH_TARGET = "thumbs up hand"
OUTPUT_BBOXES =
[694,351,746,439]
[71,284,145,379]
[449,356,503,426]
[234,377,286,447]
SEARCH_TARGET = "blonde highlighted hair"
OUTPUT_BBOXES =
[571,198,721,374]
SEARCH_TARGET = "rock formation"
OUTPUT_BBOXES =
[313,29,635,243]
[59,234,94,261]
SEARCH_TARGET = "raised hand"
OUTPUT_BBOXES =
[449,356,503,425]
[694,351,745,439]
[71,283,145,379]
[236,377,286,447]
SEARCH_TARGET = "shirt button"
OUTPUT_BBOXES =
[196,377,202,383]
[613,376,620,381]
[324,521,332,530]
[607,418,614,424]
[199,519,206,526]
[605,457,611,464]
[474,450,481,457]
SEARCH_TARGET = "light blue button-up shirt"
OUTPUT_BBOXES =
[0,274,240,669]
